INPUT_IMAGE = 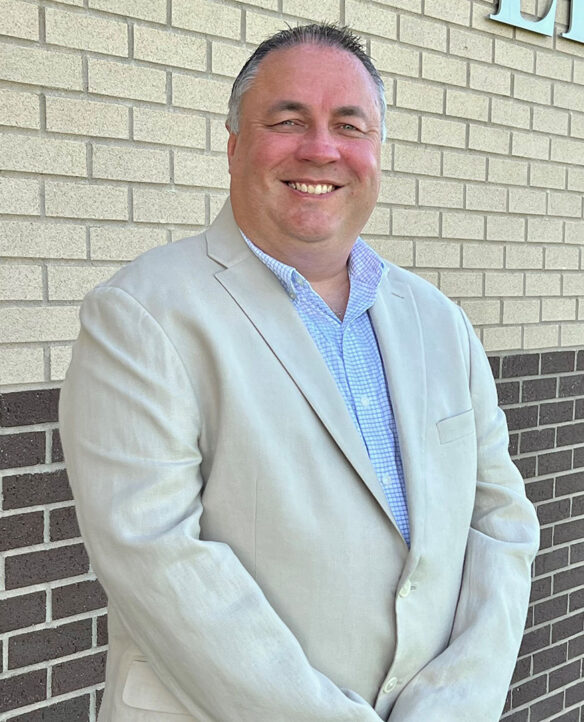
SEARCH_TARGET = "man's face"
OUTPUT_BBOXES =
[227,43,382,258]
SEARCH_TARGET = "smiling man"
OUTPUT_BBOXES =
[59,24,539,722]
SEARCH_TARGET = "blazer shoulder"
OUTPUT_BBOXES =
[385,262,460,316]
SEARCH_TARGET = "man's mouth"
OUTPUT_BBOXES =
[286,181,337,195]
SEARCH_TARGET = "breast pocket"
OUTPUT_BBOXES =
[122,659,197,720]
[436,409,475,445]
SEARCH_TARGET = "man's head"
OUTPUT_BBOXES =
[226,24,385,263]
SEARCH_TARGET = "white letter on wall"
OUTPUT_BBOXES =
[562,1,584,43]
[490,0,558,36]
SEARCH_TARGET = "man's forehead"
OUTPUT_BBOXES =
[266,99,372,121]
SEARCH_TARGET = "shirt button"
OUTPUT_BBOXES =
[289,291,297,300]
[360,396,370,407]
[399,579,412,598]
[383,677,398,694]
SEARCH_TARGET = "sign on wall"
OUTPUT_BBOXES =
[491,0,584,42]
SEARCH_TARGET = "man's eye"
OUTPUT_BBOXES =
[340,123,360,132]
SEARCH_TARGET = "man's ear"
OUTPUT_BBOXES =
[226,131,238,173]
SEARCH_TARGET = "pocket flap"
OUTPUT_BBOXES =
[436,409,475,444]
[122,659,190,715]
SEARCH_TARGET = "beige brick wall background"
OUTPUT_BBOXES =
[0,0,583,383]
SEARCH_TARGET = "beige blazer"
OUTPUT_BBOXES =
[59,201,539,722]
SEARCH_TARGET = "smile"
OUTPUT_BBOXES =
[286,182,337,195]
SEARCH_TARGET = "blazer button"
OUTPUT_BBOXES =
[383,677,398,694]
[399,579,412,598]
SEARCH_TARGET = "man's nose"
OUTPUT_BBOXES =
[295,127,341,164]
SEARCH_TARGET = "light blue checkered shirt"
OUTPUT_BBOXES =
[242,233,410,545]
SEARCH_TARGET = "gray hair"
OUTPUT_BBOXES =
[226,23,387,141]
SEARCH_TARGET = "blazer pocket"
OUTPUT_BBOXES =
[436,409,475,445]
[122,659,193,717]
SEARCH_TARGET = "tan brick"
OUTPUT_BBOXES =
[362,207,390,235]
[493,39,534,72]
[380,143,393,171]
[92,144,170,184]
[482,326,522,353]
[535,50,572,81]
[568,167,584,191]
[560,323,584,347]
[0,220,86,259]
[511,131,549,160]
[0,133,86,177]
[245,13,286,46]
[371,40,419,78]
[446,89,489,122]
[468,125,510,155]
[571,113,584,140]
[564,273,584,295]
[172,0,240,39]
[134,25,206,71]
[524,324,558,350]
[89,59,166,103]
[443,213,485,240]
[0,264,43,301]
[513,75,551,105]
[210,117,230,152]
[46,181,128,220]
[418,179,463,209]
[421,52,467,87]
[462,242,503,268]
[173,75,231,115]
[374,0,420,9]
[415,239,461,269]
[52,0,84,5]
[396,79,443,114]
[508,187,547,215]
[461,299,501,326]
[424,0,470,26]
[282,0,339,19]
[0,88,40,130]
[472,3,513,38]
[90,226,165,261]
[469,63,511,96]
[0,346,45,386]
[208,192,229,222]
[0,177,40,215]
[514,26,551,49]
[45,6,128,56]
[575,59,584,84]
[0,0,39,40]
[442,152,486,182]
[488,157,528,186]
[50,344,73,382]
[466,185,507,212]
[529,163,565,190]
[440,271,483,297]
[0,42,82,90]
[545,245,580,270]
[133,107,205,149]
[133,188,206,225]
[0,306,80,342]
[393,144,440,176]
[491,98,530,129]
[502,298,540,324]
[392,209,439,237]
[416,270,439,286]
[565,220,584,245]
[378,176,416,205]
[548,191,582,218]
[421,116,466,148]
[485,272,523,296]
[369,238,413,266]
[542,298,577,322]
[48,265,119,301]
[386,110,419,142]
[527,217,563,244]
[505,245,543,269]
[532,106,569,136]
[399,15,446,52]
[525,273,561,296]
[554,82,584,113]
[46,96,129,140]
[487,216,525,243]
[449,27,492,62]
[89,0,166,23]
[175,151,229,189]
[212,43,251,78]
[345,0,396,38]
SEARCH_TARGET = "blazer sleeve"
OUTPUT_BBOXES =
[59,285,382,722]
[388,308,540,722]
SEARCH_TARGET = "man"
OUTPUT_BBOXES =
[59,23,539,722]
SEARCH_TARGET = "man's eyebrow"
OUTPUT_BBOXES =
[334,105,368,121]
[267,100,309,114]
[265,102,369,121]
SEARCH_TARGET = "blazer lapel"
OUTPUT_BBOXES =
[369,269,428,558]
[205,201,398,526]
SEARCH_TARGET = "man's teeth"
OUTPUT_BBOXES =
[288,182,335,194]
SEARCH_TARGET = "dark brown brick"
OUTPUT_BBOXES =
[538,449,572,476]
[0,389,59,428]
[51,429,63,463]
[534,593,568,625]
[540,399,574,426]
[571,541,584,563]
[537,497,571,525]
[49,505,80,541]
[554,518,584,544]
[549,660,581,691]
[539,526,553,549]
[510,655,531,684]
[8,619,92,669]
[554,565,584,594]
[514,456,537,479]
[535,547,569,575]
[520,428,555,454]
[568,632,584,659]
[569,587,584,612]
[0,670,46,713]
[2,469,72,510]
[574,445,584,468]
[6,695,90,722]
[532,641,566,674]
[530,576,552,602]
[526,478,554,504]
[4,543,89,590]
[519,624,550,655]
[522,377,557,402]
[559,374,584,398]
[488,355,500,379]
[497,381,520,405]
[552,611,584,643]
[502,354,539,378]
[565,680,584,706]
[508,433,518,456]
[548,710,579,722]
[96,688,104,716]
[556,470,584,497]
[529,690,564,722]
[504,405,538,431]
[97,614,108,646]
[0,592,45,633]
[52,651,106,695]
[576,397,584,419]
[511,673,547,706]
[501,709,528,722]
[52,579,107,620]
[577,350,584,370]
[0,512,44,552]
[557,421,584,447]
[541,351,576,374]
[0,432,45,470]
